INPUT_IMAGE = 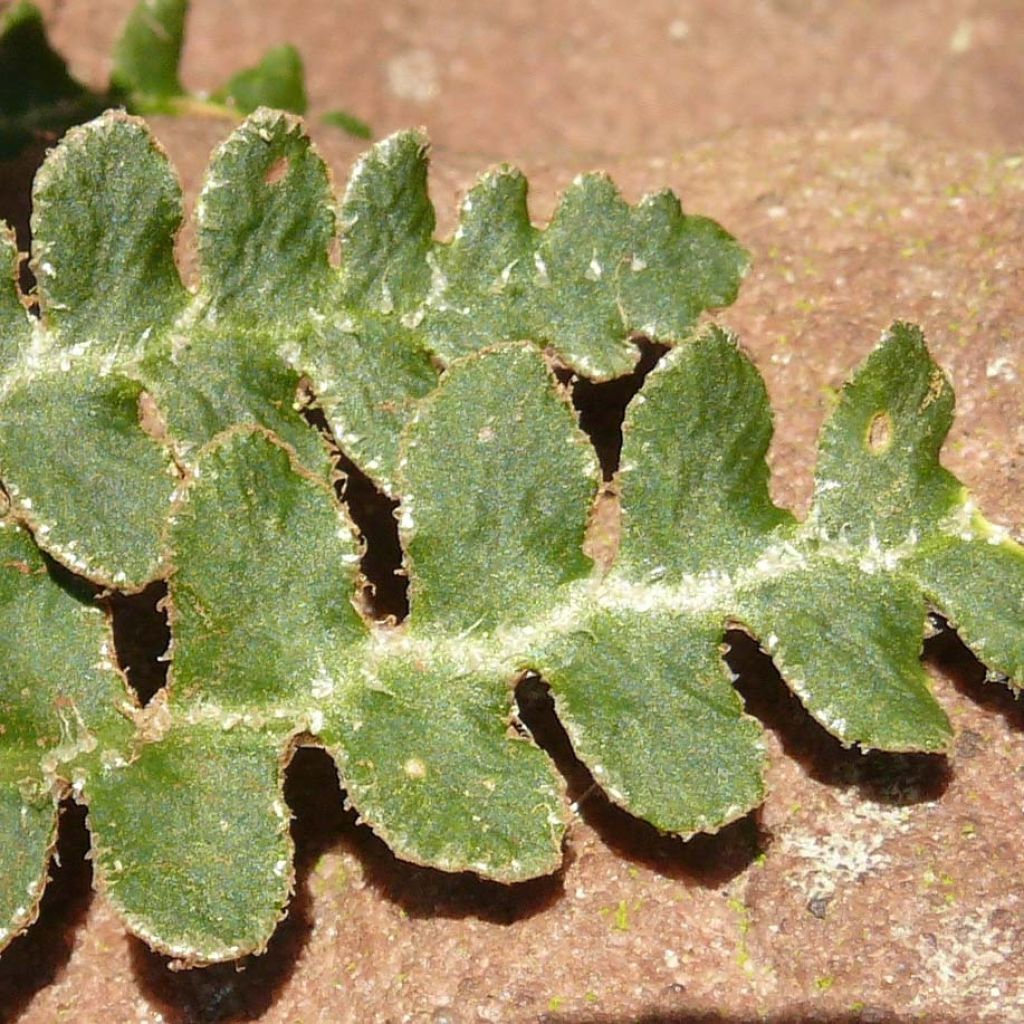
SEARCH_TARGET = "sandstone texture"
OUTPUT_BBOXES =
[1,2,1023,1021]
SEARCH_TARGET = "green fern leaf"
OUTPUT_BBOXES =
[0,519,133,956]
[3,113,1020,968]
[0,110,746,587]
[84,326,1023,962]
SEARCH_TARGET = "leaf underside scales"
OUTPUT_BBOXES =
[418,167,538,362]
[815,322,1024,691]
[175,111,431,486]
[314,343,593,880]
[339,130,435,319]
[0,780,54,951]
[0,526,58,953]
[0,524,130,758]
[0,115,186,586]
[190,113,747,486]
[8,110,1024,968]
[1,109,750,577]
[623,192,748,335]
[172,425,564,904]
[390,340,766,841]
[532,176,638,377]
[299,313,437,493]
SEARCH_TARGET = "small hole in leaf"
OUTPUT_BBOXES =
[264,156,290,186]
[867,410,893,454]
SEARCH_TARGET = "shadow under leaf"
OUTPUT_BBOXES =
[129,744,564,1023]
[128,748,333,1024]
[515,674,766,886]
[299,394,410,624]
[726,629,951,807]
[925,614,1024,735]
[565,337,669,480]
[0,801,93,1024]
[106,580,170,707]
[0,140,45,297]
[302,745,564,925]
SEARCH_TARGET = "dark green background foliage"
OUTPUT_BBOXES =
[0,0,368,159]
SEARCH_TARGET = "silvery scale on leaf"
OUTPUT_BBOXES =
[0,109,1020,964]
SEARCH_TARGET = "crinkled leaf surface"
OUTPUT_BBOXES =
[0,519,132,955]
[0,108,745,588]
[3,111,1021,967]
[86,428,358,960]
[87,365,582,960]
[601,324,976,760]
[0,114,184,588]
[80,324,1024,963]
[337,137,749,380]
